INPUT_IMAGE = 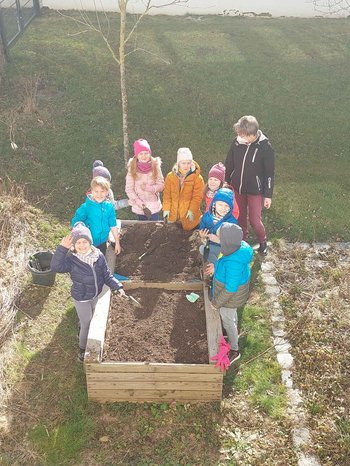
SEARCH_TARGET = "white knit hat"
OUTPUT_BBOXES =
[177,147,193,163]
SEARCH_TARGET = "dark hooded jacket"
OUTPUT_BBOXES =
[224,130,275,198]
[51,245,122,301]
[212,223,253,309]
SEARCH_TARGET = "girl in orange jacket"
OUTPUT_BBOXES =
[163,147,204,230]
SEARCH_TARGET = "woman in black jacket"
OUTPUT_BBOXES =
[224,115,275,254]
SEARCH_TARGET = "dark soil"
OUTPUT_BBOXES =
[116,222,202,281]
[103,288,208,364]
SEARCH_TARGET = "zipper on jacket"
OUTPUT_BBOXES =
[256,176,261,191]
[239,145,250,194]
[91,263,99,299]
[252,148,258,163]
[268,177,271,190]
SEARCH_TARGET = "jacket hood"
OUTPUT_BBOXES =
[210,188,234,213]
[172,160,201,176]
[219,223,243,256]
[236,130,268,146]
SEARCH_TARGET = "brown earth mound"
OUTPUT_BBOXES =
[115,222,202,281]
[103,288,208,364]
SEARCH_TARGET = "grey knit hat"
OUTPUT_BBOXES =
[92,160,111,181]
[219,223,243,256]
[72,222,92,246]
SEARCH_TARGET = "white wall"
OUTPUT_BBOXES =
[42,0,348,18]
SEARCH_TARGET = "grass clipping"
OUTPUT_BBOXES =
[274,242,350,465]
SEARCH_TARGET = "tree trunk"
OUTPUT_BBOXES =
[119,1,129,168]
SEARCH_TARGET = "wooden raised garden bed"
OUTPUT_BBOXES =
[85,221,223,403]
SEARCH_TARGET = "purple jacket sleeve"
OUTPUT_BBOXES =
[50,245,72,273]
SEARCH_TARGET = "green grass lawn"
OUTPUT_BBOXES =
[0,10,349,465]
[1,10,349,241]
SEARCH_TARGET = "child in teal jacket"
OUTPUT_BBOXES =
[208,222,253,364]
[72,177,120,255]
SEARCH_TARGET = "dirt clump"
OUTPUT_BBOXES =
[103,288,208,364]
[116,222,202,281]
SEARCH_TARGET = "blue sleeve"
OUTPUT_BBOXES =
[199,213,212,231]
[50,245,72,273]
[71,203,87,227]
[108,204,117,228]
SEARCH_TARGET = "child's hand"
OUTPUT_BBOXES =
[208,233,220,244]
[264,198,272,209]
[205,263,214,276]
[60,235,73,250]
[114,241,121,255]
[186,210,194,222]
[117,288,126,297]
[135,198,144,207]
[199,229,209,241]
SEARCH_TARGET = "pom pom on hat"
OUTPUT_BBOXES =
[177,147,193,163]
[72,222,92,246]
[134,139,152,157]
[92,160,111,181]
[208,162,225,183]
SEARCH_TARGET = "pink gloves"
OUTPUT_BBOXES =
[211,336,231,372]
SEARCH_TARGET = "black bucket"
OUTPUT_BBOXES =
[28,251,56,287]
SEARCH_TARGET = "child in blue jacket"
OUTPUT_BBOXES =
[72,176,120,256]
[51,222,125,362]
[199,188,237,265]
[207,222,253,364]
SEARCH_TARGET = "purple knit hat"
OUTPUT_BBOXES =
[208,162,225,182]
[92,160,111,181]
[72,222,92,246]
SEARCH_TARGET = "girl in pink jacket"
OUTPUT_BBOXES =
[125,139,164,220]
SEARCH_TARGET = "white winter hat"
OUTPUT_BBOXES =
[177,147,193,163]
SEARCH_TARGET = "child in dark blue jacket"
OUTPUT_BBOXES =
[199,188,237,265]
[51,222,125,362]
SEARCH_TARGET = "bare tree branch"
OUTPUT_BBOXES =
[308,0,350,13]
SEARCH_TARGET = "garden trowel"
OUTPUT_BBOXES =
[124,293,142,308]
[142,204,152,220]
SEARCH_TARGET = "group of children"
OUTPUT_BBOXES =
[51,115,275,365]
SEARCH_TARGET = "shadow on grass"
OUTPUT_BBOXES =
[16,283,53,320]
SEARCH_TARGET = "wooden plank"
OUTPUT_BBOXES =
[88,389,222,402]
[120,219,163,225]
[85,245,115,363]
[203,284,222,361]
[122,280,203,291]
[86,362,221,374]
[87,381,221,391]
[86,372,222,382]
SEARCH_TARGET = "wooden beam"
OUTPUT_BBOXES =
[203,284,222,361]
[122,280,203,291]
[85,245,116,363]
[88,389,222,402]
[86,362,220,374]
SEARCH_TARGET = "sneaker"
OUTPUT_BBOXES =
[257,242,268,255]
[78,348,85,363]
[229,350,241,365]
